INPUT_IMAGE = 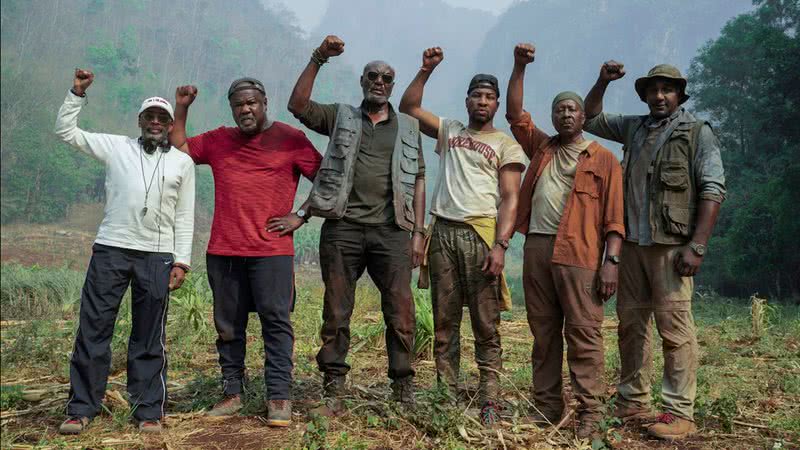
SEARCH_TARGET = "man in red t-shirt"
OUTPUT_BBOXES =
[169,78,321,427]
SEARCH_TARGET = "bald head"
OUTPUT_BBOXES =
[360,60,396,106]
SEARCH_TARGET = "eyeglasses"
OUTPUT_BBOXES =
[366,71,394,84]
[140,111,172,125]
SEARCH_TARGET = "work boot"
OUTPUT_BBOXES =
[207,394,243,416]
[390,376,416,405]
[310,374,346,417]
[266,399,292,427]
[58,416,90,435]
[138,420,162,433]
[576,418,601,440]
[647,412,697,440]
[613,403,655,423]
[480,400,502,427]
[529,406,562,427]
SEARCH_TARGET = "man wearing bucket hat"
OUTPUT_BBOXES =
[55,69,196,434]
[400,46,525,426]
[169,77,321,426]
[505,43,624,439]
[583,61,726,440]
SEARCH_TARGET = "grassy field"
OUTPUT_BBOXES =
[1,261,798,450]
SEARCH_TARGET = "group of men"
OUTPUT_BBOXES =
[55,35,724,442]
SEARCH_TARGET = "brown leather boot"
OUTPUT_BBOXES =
[310,374,346,417]
[613,403,655,423]
[647,412,697,440]
[266,399,292,427]
[207,394,243,416]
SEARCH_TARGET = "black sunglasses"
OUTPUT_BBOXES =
[366,71,394,84]
[140,111,172,125]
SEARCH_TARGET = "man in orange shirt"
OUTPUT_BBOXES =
[506,43,625,439]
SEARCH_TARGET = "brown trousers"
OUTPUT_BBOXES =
[429,219,502,403]
[523,234,605,421]
[316,219,416,381]
[616,241,697,420]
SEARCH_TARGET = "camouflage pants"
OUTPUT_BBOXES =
[429,219,502,403]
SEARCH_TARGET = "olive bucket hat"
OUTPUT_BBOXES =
[634,64,690,104]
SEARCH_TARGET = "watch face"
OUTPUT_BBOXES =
[296,209,306,218]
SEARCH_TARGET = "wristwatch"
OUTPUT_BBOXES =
[688,241,706,256]
[296,209,309,223]
[606,255,620,265]
[494,239,510,250]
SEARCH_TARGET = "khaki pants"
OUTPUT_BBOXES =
[429,219,502,403]
[523,235,605,421]
[616,241,697,421]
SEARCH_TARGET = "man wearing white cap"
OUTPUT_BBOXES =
[54,69,195,434]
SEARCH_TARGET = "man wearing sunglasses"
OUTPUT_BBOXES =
[399,47,525,426]
[169,77,321,427]
[288,35,426,414]
[55,69,195,435]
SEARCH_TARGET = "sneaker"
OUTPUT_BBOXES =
[480,401,501,427]
[207,394,243,416]
[138,420,162,433]
[647,412,697,440]
[58,416,90,435]
[390,376,415,405]
[266,399,292,427]
[613,403,655,423]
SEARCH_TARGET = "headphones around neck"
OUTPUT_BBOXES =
[138,137,171,153]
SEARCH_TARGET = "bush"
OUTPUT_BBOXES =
[0,264,84,320]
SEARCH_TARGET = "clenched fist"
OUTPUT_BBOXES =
[422,47,444,71]
[599,60,626,82]
[73,69,94,96]
[175,85,198,107]
[318,35,345,58]
[513,43,536,66]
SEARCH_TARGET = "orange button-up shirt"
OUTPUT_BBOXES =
[509,112,625,270]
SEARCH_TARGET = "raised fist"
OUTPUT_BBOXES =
[318,35,345,58]
[513,43,536,66]
[422,47,444,71]
[175,85,198,107]
[599,60,626,82]
[73,69,94,96]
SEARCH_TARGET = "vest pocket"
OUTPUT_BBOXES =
[313,168,343,210]
[660,159,689,190]
[662,204,692,237]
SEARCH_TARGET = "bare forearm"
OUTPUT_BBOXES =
[170,105,190,152]
[691,199,721,245]
[605,231,623,256]
[585,79,609,119]
[288,61,321,115]
[495,193,518,241]
[399,69,432,114]
[506,63,526,121]
[413,177,426,229]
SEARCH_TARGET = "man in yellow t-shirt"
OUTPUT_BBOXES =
[400,47,525,426]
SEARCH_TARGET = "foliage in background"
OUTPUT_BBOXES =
[689,0,800,300]
[0,0,358,224]
[0,263,83,320]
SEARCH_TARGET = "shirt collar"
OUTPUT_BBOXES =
[645,107,682,129]
[359,101,396,120]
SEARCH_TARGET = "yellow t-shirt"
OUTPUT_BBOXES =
[528,139,593,234]
[431,119,526,221]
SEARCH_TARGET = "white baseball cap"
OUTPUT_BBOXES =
[138,96,174,120]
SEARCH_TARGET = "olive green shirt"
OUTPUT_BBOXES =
[297,101,425,224]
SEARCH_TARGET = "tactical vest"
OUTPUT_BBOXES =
[308,104,421,232]
[620,112,706,245]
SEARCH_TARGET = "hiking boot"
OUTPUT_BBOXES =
[529,407,561,427]
[266,399,292,427]
[390,376,416,405]
[647,412,697,440]
[207,394,242,416]
[322,374,346,397]
[58,416,90,435]
[309,397,345,417]
[576,419,601,440]
[480,401,502,427]
[613,403,655,423]
[138,420,162,433]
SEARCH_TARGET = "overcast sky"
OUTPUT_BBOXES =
[269,0,515,30]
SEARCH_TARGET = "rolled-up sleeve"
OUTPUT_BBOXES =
[584,112,631,144]
[506,111,550,159]
[603,153,626,238]
[294,101,338,136]
[694,124,726,203]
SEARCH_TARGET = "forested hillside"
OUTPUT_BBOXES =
[0,0,359,223]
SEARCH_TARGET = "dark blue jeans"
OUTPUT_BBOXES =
[206,254,295,400]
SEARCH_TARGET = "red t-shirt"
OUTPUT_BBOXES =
[187,122,321,256]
